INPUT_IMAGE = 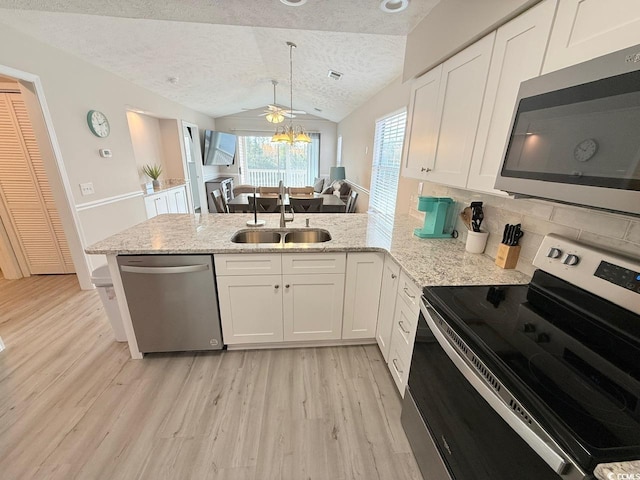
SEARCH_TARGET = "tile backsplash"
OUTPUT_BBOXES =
[407,181,640,277]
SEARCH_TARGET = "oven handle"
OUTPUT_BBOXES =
[420,298,571,476]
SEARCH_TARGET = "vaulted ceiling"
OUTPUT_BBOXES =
[0,0,441,122]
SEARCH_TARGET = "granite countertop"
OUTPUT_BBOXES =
[86,213,530,288]
[594,461,640,480]
[142,179,187,197]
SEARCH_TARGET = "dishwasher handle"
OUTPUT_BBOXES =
[120,264,210,275]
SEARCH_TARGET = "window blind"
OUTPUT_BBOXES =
[369,110,407,225]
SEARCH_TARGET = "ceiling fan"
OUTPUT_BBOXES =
[259,80,306,123]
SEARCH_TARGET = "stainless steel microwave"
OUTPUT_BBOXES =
[495,44,640,217]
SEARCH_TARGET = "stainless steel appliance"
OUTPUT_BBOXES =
[402,235,640,479]
[495,43,640,216]
[117,255,223,353]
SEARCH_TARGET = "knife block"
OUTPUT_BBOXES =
[495,243,521,269]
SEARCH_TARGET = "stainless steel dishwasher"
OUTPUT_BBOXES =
[117,255,223,353]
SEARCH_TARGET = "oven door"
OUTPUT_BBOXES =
[401,297,588,480]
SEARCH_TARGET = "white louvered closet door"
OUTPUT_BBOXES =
[0,92,74,275]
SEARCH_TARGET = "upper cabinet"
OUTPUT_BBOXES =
[542,0,640,74]
[467,0,557,195]
[402,34,495,187]
[401,0,557,195]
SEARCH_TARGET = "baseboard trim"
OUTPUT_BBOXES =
[226,338,377,351]
[75,190,144,211]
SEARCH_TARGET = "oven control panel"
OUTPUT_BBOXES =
[534,234,640,315]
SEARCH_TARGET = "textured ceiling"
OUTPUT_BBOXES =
[0,1,441,122]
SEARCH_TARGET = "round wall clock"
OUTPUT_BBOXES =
[87,110,110,138]
[573,138,598,162]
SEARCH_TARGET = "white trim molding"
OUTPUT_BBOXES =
[75,190,144,212]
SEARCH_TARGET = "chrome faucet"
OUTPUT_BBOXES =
[279,180,294,228]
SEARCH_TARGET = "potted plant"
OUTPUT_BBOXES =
[143,164,163,189]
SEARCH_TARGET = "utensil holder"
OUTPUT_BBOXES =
[495,243,521,269]
[465,230,489,254]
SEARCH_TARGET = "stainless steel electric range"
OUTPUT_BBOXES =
[402,234,640,480]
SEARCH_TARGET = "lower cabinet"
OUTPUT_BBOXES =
[375,256,401,361]
[216,274,284,344]
[342,252,385,339]
[144,185,189,219]
[283,273,345,341]
[215,252,346,345]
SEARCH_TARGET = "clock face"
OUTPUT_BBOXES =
[573,138,598,162]
[87,110,110,138]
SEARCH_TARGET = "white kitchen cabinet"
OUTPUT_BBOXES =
[144,192,170,218]
[467,0,557,195]
[342,252,384,340]
[167,186,188,214]
[144,185,189,219]
[402,65,443,179]
[283,273,345,341]
[426,32,495,188]
[375,256,401,362]
[542,0,640,75]
[402,33,495,187]
[216,275,284,344]
[215,253,347,345]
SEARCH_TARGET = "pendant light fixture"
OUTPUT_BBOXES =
[272,42,311,144]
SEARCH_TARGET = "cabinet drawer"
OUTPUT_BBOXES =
[388,333,413,397]
[282,253,346,275]
[215,254,281,276]
[391,292,419,351]
[397,270,421,313]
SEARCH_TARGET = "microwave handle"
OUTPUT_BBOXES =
[420,298,573,476]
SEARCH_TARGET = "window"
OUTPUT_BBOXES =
[369,109,407,224]
[237,134,320,186]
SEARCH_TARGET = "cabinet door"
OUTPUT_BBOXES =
[468,0,557,195]
[375,257,401,362]
[342,252,384,339]
[402,65,443,179]
[427,32,495,188]
[282,273,345,341]
[144,193,169,218]
[144,196,157,219]
[542,0,640,74]
[216,275,283,344]
[173,187,188,213]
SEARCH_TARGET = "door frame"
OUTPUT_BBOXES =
[180,121,208,213]
[0,63,92,289]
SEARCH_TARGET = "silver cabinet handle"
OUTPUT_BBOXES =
[392,358,403,374]
[121,264,209,275]
[391,273,397,279]
[420,167,432,173]
[403,287,416,299]
[398,320,410,334]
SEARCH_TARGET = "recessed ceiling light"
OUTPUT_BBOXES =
[379,0,409,13]
[280,0,308,6]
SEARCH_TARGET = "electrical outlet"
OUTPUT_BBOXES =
[80,182,94,196]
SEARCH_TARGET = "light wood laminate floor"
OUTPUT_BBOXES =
[0,273,422,480]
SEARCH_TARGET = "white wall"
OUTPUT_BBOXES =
[0,23,216,286]
[126,112,166,185]
[404,0,541,81]
[213,111,338,182]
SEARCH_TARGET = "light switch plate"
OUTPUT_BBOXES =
[80,182,94,196]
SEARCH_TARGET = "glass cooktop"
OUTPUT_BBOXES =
[423,270,640,468]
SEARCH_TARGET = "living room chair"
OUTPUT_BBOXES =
[346,190,358,213]
[289,186,314,196]
[290,197,323,213]
[249,196,280,213]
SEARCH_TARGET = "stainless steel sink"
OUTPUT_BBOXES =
[230,228,331,244]
[230,230,282,244]
[284,229,332,244]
